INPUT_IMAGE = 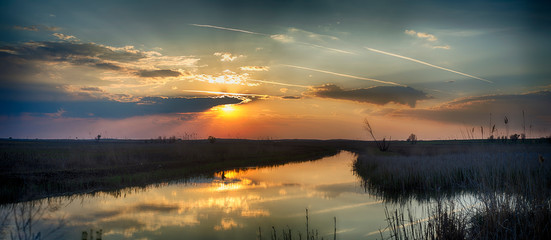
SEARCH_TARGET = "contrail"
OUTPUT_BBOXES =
[248,79,310,88]
[282,64,404,86]
[365,47,493,83]
[189,24,268,36]
[299,42,356,55]
[190,23,353,55]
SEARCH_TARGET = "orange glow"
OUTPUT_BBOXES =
[220,104,236,114]
[210,104,242,119]
[215,170,239,179]
[210,170,256,192]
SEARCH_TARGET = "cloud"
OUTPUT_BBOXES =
[405,29,450,50]
[405,29,437,41]
[432,45,451,50]
[0,40,197,77]
[0,96,245,119]
[194,70,258,86]
[417,32,438,42]
[94,62,122,70]
[3,41,146,63]
[80,87,103,92]
[14,25,39,31]
[240,66,269,71]
[281,96,302,99]
[52,33,77,40]
[404,29,416,35]
[213,52,243,62]
[270,34,295,43]
[44,26,60,31]
[14,25,60,31]
[136,69,181,78]
[391,91,551,128]
[307,84,430,107]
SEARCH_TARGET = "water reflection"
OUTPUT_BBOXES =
[2,151,417,240]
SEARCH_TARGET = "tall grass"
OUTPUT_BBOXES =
[258,209,336,240]
[354,142,551,239]
[354,143,551,202]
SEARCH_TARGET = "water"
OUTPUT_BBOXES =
[0,151,427,239]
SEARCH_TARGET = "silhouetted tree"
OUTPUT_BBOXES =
[510,134,520,143]
[208,136,216,144]
[406,133,417,144]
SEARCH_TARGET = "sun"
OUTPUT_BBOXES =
[220,104,235,113]
[211,104,241,119]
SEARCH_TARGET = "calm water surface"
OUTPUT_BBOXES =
[1,151,432,239]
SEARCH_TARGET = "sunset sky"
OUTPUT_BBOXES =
[1,0,550,140]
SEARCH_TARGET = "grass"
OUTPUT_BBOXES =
[353,141,551,202]
[258,209,336,240]
[0,139,367,204]
[353,141,551,239]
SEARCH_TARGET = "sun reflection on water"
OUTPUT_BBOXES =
[212,170,255,191]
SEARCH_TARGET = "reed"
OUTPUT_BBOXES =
[354,143,551,202]
[354,142,551,239]
[259,208,333,240]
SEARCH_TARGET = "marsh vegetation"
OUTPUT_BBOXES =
[1,138,550,239]
[354,141,551,239]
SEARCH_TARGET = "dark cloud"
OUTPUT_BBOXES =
[3,41,145,63]
[0,41,143,75]
[281,96,302,99]
[80,87,103,92]
[308,84,430,107]
[391,91,551,128]
[13,25,38,31]
[136,69,181,78]
[94,62,122,70]
[0,96,244,118]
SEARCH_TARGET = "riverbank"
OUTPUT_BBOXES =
[0,139,366,203]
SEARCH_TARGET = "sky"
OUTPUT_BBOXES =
[1,0,550,140]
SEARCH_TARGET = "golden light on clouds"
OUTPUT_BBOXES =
[195,70,259,86]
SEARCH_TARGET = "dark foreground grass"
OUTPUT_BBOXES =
[354,141,551,239]
[0,139,365,204]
